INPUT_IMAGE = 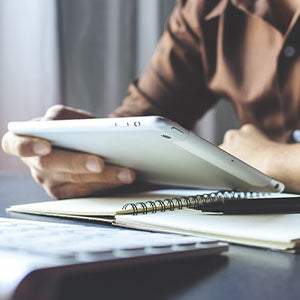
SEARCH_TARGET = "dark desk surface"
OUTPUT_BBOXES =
[1,172,300,300]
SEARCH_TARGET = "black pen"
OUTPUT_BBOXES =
[197,197,300,214]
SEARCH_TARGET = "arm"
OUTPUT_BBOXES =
[220,124,300,193]
[111,0,218,129]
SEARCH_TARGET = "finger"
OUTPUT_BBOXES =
[25,149,105,173]
[240,123,256,132]
[52,165,136,184]
[222,129,238,144]
[45,182,123,199]
[31,117,42,122]
[43,105,95,121]
[2,132,51,157]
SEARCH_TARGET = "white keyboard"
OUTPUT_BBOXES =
[0,217,228,261]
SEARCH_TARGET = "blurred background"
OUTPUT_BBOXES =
[0,0,239,171]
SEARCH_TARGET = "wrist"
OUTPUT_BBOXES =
[260,141,283,178]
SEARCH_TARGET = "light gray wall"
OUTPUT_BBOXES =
[58,0,176,118]
[0,0,60,170]
[57,0,139,117]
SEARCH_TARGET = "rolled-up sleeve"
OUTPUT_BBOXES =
[110,0,218,129]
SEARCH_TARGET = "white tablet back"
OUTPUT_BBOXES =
[9,116,284,193]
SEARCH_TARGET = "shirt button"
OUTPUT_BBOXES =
[283,45,296,58]
[292,130,300,142]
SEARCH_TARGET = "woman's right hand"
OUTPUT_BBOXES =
[1,105,136,199]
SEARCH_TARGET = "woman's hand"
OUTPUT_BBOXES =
[220,124,300,193]
[219,124,276,174]
[2,105,135,199]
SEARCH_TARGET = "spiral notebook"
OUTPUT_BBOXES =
[7,188,300,252]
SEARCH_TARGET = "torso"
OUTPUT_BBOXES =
[205,0,300,141]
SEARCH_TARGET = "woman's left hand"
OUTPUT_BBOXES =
[219,124,276,175]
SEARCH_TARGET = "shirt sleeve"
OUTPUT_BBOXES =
[110,0,218,130]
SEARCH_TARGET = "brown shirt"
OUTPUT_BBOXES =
[111,0,300,142]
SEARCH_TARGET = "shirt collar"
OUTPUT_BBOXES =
[204,0,300,39]
[204,0,271,21]
[203,0,229,20]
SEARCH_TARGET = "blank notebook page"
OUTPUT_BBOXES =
[115,209,300,250]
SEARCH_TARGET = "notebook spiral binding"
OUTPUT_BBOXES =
[122,191,267,215]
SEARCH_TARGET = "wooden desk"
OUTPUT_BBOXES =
[1,172,300,300]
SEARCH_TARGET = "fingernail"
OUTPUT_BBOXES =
[33,142,50,155]
[118,170,132,183]
[86,158,101,172]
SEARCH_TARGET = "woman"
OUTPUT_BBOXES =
[3,0,300,197]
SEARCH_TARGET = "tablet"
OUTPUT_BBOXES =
[8,116,284,193]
